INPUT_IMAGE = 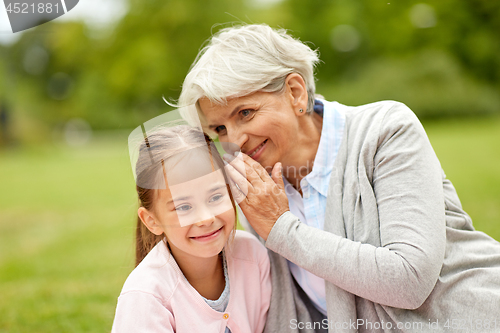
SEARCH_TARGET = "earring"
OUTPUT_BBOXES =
[299,108,304,113]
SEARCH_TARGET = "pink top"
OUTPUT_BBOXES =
[111,230,271,333]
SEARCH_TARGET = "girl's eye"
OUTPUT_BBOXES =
[209,194,224,203]
[175,204,192,212]
[214,125,227,136]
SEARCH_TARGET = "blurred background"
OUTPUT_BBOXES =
[1,0,499,331]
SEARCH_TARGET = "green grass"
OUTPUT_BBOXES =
[424,116,500,240]
[0,133,137,332]
[1,117,500,332]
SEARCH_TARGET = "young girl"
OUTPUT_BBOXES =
[111,125,271,333]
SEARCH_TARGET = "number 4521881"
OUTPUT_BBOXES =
[6,3,61,14]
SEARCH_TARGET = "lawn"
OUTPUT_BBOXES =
[0,117,499,332]
[0,133,137,332]
[424,116,500,239]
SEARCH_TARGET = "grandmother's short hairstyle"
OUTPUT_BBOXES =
[178,24,320,124]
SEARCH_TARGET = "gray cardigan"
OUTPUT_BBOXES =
[240,101,500,333]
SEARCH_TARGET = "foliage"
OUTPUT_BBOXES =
[0,0,499,139]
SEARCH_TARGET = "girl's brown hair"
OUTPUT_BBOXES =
[134,126,236,266]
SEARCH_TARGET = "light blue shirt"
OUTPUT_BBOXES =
[285,100,345,316]
[202,253,231,333]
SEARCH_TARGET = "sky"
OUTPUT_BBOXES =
[0,0,128,45]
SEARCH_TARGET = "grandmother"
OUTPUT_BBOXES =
[178,24,500,333]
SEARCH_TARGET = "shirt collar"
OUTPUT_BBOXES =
[304,99,344,197]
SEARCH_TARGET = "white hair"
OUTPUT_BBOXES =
[178,24,320,123]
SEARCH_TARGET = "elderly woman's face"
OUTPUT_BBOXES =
[199,90,302,171]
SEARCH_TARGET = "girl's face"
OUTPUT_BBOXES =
[151,168,235,260]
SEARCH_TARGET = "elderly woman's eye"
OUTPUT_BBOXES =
[215,125,227,135]
[240,109,252,117]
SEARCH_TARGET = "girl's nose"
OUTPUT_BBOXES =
[193,207,215,227]
[194,217,215,227]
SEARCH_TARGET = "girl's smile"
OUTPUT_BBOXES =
[190,226,224,242]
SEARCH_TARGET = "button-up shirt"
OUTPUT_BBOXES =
[285,99,345,315]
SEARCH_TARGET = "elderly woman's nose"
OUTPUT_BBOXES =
[225,129,248,149]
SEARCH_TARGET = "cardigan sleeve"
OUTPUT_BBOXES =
[265,103,446,309]
[111,291,175,333]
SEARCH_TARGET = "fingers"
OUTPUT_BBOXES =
[223,153,246,177]
[228,178,247,204]
[247,156,273,182]
[237,153,274,183]
[271,162,285,190]
[224,152,286,188]
[225,163,249,203]
[223,153,287,211]
[225,153,266,186]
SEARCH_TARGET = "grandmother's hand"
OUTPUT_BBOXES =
[224,153,289,241]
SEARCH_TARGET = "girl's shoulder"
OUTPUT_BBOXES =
[227,230,268,264]
[119,241,180,300]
